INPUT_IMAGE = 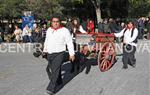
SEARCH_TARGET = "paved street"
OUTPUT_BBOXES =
[0,40,149,95]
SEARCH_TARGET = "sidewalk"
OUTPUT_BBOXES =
[0,41,149,95]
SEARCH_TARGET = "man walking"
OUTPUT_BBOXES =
[43,14,75,95]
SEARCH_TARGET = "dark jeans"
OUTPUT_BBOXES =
[122,44,136,67]
[46,51,67,93]
[138,27,144,39]
[23,35,29,43]
[0,36,2,44]
[28,36,32,43]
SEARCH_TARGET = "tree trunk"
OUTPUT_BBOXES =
[107,8,111,17]
[106,0,113,17]
[95,7,102,24]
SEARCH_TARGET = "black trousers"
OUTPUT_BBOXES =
[46,51,67,93]
[70,51,82,72]
[122,44,136,67]
[138,27,144,39]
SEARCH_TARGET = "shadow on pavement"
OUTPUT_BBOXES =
[55,57,98,93]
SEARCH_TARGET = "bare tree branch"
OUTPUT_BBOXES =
[90,0,100,8]
[90,0,97,8]
[96,0,100,7]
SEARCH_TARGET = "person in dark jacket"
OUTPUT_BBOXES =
[32,27,42,43]
[0,26,3,43]
[98,19,104,32]
[138,17,145,39]
[108,18,119,33]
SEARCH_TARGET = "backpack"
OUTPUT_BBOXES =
[121,28,138,43]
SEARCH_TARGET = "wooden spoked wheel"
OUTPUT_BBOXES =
[98,42,116,72]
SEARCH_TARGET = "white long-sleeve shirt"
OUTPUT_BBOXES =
[114,28,138,46]
[22,27,32,36]
[43,27,75,56]
[72,25,87,39]
[79,25,87,33]
[72,25,87,34]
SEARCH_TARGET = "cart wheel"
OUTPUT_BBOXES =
[98,42,116,72]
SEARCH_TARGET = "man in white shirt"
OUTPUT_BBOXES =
[113,20,138,69]
[43,14,75,95]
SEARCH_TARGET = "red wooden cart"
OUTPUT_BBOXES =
[76,32,116,72]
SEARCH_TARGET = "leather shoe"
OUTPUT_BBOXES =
[70,68,75,73]
[122,65,128,69]
[46,90,55,95]
[114,58,117,63]
[57,80,63,86]
[131,64,136,68]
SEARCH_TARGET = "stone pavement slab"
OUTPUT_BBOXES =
[0,42,149,95]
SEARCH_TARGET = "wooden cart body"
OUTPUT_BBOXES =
[76,33,116,72]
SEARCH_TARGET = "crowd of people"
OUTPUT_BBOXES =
[0,17,150,45]
[97,17,150,39]
[0,22,47,44]
[0,16,150,95]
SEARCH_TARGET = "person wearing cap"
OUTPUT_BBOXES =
[113,20,138,69]
[43,14,75,95]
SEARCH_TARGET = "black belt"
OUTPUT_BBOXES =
[48,51,65,55]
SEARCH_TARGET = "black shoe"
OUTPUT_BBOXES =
[122,66,128,69]
[114,58,117,63]
[70,68,75,73]
[56,80,63,86]
[131,64,136,68]
[46,90,55,95]
[76,66,80,72]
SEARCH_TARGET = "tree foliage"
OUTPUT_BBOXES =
[128,0,150,17]
[0,0,150,20]
[27,0,64,19]
[0,0,63,19]
[0,0,27,19]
